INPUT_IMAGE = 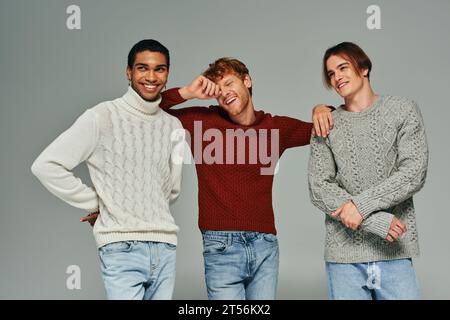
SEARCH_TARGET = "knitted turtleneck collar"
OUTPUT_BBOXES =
[122,85,162,116]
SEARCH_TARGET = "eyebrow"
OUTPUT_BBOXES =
[327,62,349,75]
[135,63,168,68]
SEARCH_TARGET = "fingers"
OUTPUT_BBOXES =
[319,116,330,137]
[386,234,394,242]
[388,228,400,240]
[201,78,220,98]
[214,85,221,97]
[327,112,334,129]
[313,115,322,138]
[312,105,333,137]
[204,79,212,95]
[349,223,358,231]
[200,76,208,92]
[392,224,404,237]
[331,206,343,217]
[80,213,98,222]
[311,127,317,137]
[396,220,407,233]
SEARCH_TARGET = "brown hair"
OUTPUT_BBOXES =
[202,57,252,95]
[323,42,372,89]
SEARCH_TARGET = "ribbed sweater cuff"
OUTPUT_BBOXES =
[361,212,393,239]
[352,194,377,219]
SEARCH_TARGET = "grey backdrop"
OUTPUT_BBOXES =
[1,0,449,299]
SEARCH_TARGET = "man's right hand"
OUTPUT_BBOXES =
[179,75,221,100]
[386,217,406,242]
[80,212,99,227]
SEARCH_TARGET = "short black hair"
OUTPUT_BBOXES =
[127,39,170,69]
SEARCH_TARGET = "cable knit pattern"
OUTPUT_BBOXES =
[159,88,314,235]
[308,96,428,263]
[32,87,185,248]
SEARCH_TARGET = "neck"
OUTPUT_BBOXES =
[344,83,377,112]
[229,100,257,126]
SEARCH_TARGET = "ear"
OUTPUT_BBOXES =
[361,68,369,77]
[126,67,132,81]
[243,74,252,89]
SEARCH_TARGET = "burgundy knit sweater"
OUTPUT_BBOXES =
[161,88,312,234]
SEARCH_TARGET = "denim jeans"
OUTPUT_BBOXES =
[98,240,176,300]
[326,258,420,300]
[201,230,279,300]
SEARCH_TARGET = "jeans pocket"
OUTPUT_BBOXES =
[202,238,228,255]
[164,242,177,251]
[262,233,278,243]
[99,241,134,255]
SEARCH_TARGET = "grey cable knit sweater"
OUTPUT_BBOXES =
[308,95,428,263]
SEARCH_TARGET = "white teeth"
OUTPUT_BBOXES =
[144,84,157,89]
[226,97,237,105]
[338,82,347,89]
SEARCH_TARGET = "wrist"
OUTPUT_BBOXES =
[178,87,194,100]
[350,200,364,219]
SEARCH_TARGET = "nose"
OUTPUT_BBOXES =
[333,71,343,84]
[145,70,157,83]
[222,85,234,97]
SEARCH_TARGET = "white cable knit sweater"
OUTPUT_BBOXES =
[32,86,185,248]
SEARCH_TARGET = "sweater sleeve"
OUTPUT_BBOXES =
[160,87,186,110]
[308,135,351,213]
[160,87,213,132]
[276,115,313,151]
[31,109,99,213]
[308,135,393,239]
[351,101,429,219]
[168,124,186,204]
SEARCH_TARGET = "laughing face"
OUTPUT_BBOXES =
[216,73,252,116]
[326,54,368,99]
[126,51,169,102]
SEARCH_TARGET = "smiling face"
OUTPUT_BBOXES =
[215,72,252,116]
[326,54,368,99]
[126,50,169,102]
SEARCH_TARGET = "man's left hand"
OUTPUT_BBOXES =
[331,201,363,231]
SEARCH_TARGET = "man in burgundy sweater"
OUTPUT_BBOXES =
[160,58,333,299]
[83,57,332,299]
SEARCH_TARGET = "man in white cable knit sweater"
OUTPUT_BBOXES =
[31,39,215,300]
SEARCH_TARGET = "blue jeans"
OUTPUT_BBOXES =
[326,258,420,300]
[98,240,176,300]
[201,230,279,300]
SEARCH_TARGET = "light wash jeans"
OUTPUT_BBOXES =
[98,240,176,300]
[326,258,420,300]
[201,230,279,300]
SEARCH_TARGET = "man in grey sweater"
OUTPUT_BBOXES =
[308,42,428,299]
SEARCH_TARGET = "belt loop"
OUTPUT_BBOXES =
[227,233,232,246]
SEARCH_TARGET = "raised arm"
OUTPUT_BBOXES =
[160,75,220,111]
